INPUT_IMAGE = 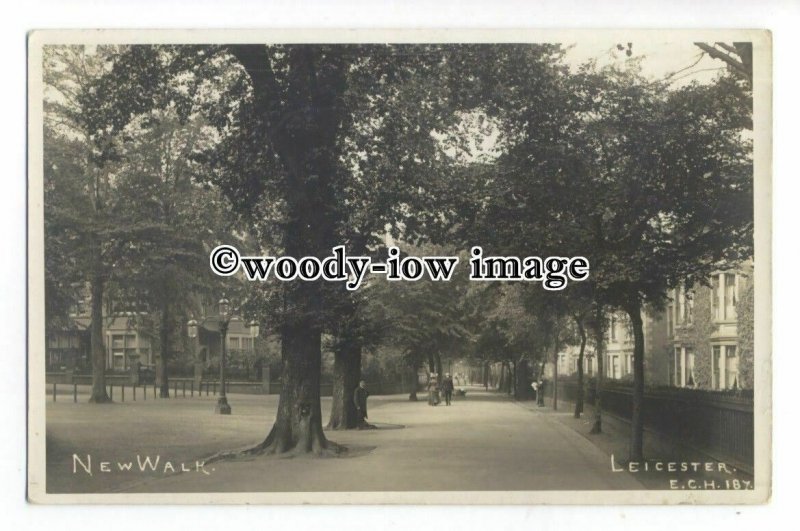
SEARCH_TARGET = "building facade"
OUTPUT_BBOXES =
[46,292,258,376]
[555,307,670,386]
[666,262,754,391]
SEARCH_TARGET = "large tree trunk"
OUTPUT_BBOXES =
[434,351,443,378]
[590,304,605,434]
[158,301,170,398]
[327,345,361,430]
[626,299,646,461]
[574,316,587,418]
[231,45,344,455]
[88,273,110,403]
[254,310,339,455]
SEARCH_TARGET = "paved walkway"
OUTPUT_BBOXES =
[46,387,643,493]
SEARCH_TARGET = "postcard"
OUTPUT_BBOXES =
[27,28,772,504]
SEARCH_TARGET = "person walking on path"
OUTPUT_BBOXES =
[354,380,370,428]
[428,373,440,406]
[537,378,546,407]
[441,373,454,405]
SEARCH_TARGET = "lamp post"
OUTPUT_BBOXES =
[249,320,260,340]
[215,297,232,415]
[187,317,202,391]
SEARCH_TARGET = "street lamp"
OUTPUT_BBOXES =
[216,297,232,415]
[249,320,259,339]
[187,317,202,392]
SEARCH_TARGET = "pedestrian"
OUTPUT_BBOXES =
[441,372,454,405]
[428,373,440,406]
[537,378,546,407]
[354,380,370,428]
[531,380,538,403]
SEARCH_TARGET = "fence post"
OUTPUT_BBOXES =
[173,380,178,397]
[52,382,56,402]
[191,380,194,397]
[133,385,136,401]
[183,380,186,398]
[73,383,77,403]
[153,384,156,399]
[121,384,125,402]
[109,384,113,401]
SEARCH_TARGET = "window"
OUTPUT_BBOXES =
[610,316,616,342]
[712,344,739,390]
[667,304,673,336]
[229,336,240,350]
[724,273,737,320]
[610,355,620,379]
[137,335,150,361]
[712,275,721,319]
[625,354,632,375]
[725,345,739,389]
[675,347,683,386]
[686,348,695,387]
[685,290,694,324]
[111,334,137,370]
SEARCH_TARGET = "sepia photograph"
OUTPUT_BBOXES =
[26,29,771,504]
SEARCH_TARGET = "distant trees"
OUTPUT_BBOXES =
[368,246,473,400]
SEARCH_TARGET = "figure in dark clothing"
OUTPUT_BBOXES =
[537,378,546,407]
[353,380,370,428]
[441,373,454,405]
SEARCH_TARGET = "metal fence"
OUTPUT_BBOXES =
[551,379,754,467]
[45,372,408,403]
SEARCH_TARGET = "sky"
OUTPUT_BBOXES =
[563,40,724,87]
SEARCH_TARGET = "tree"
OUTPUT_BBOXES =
[84,43,570,452]
[695,43,753,87]
[565,64,753,459]
[452,52,752,460]
[325,287,386,428]
[44,46,122,403]
[212,45,470,453]
[111,105,233,397]
[368,246,473,400]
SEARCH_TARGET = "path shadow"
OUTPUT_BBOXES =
[361,422,405,430]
